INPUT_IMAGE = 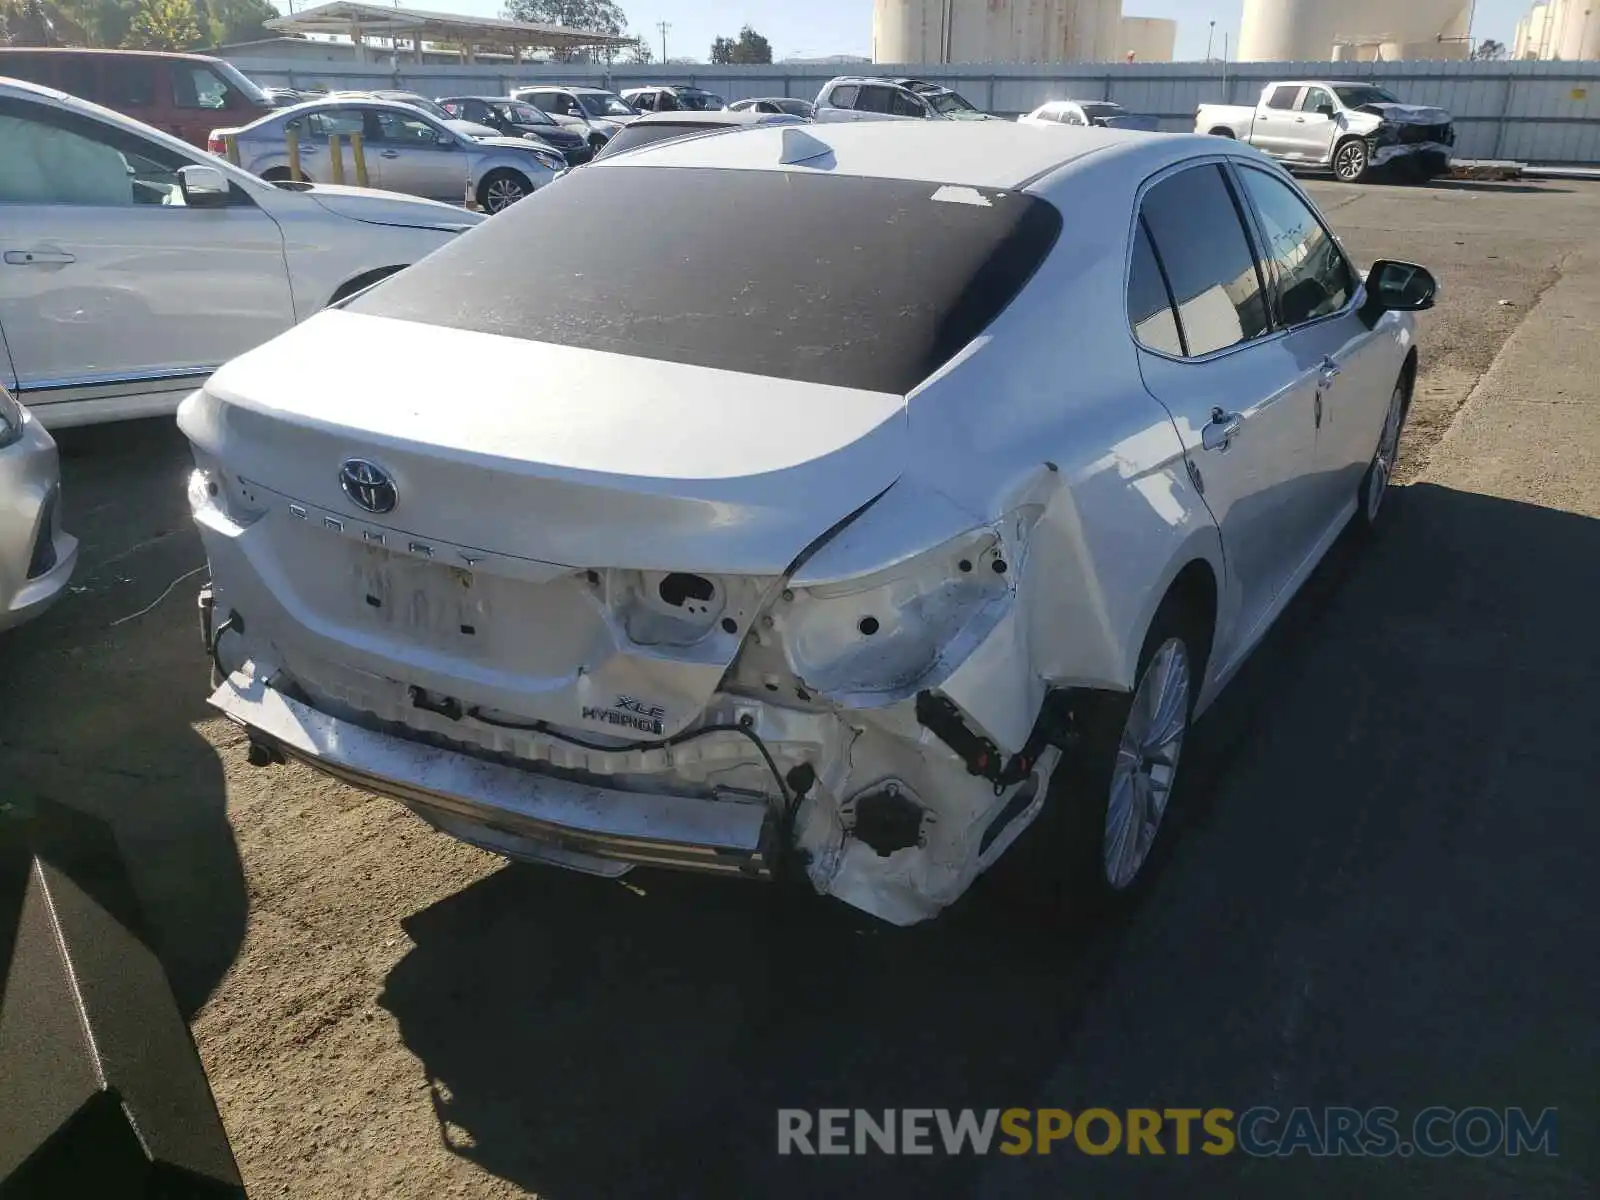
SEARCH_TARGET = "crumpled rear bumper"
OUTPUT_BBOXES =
[209,670,778,878]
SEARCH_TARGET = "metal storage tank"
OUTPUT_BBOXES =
[1518,0,1600,60]
[871,0,1123,64]
[1238,0,1472,61]
[1119,15,1176,61]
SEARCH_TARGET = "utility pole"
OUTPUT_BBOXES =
[657,20,670,64]
[1207,20,1215,61]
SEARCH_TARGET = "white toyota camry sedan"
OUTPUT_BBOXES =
[182,121,1435,926]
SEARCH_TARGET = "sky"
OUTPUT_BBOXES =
[277,1,1531,63]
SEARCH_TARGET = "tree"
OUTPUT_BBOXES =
[710,23,770,65]
[621,34,651,63]
[200,0,279,45]
[1472,38,1506,61]
[0,0,57,44]
[123,0,200,48]
[502,0,626,60]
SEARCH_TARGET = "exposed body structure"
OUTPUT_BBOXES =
[182,121,1434,925]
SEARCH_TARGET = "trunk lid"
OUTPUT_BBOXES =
[181,311,907,734]
[190,309,906,574]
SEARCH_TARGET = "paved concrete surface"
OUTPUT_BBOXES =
[1,177,1596,1199]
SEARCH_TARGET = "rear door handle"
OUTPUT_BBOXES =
[4,249,75,265]
[1202,408,1244,452]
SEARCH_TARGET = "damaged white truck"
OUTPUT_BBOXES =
[1197,81,1456,183]
[182,121,1435,926]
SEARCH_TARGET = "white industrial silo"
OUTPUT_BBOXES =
[1238,0,1473,61]
[1119,16,1177,61]
[871,0,1125,64]
[1538,0,1600,59]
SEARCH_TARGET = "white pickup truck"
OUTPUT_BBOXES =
[1196,81,1455,183]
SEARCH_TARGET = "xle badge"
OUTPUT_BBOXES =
[581,695,666,735]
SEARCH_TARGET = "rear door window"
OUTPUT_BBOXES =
[1137,163,1270,357]
[102,58,158,107]
[350,165,1064,395]
[1266,85,1302,111]
[856,86,896,114]
[890,89,926,117]
[55,57,103,103]
[828,84,859,109]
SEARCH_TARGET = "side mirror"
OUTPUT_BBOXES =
[1365,260,1437,312]
[1316,103,1337,118]
[177,163,231,208]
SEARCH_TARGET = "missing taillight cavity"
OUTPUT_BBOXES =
[658,572,716,609]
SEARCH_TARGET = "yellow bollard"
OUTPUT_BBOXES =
[328,134,346,185]
[222,133,240,166]
[349,131,369,187]
[286,127,302,181]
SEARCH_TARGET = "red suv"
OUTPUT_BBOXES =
[0,48,273,147]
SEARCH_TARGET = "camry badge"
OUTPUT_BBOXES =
[339,458,396,514]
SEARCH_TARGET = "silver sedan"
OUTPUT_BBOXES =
[215,98,567,211]
[0,385,77,631]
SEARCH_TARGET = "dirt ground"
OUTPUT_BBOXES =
[3,176,1597,1199]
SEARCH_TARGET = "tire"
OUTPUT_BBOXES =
[1333,136,1371,183]
[1353,370,1412,533]
[477,169,531,213]
[992,596,1206,921]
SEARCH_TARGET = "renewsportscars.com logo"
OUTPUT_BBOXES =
[777,1107,1559,1158]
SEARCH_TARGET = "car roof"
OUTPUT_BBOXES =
[243,96,448,126]
[527,85,614,95]
[627,110,803,128]
[0,46,223,63]
[598,119,1192,190]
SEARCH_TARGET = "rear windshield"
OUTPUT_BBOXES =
[349,165,1062,394]
[593,120,716,159]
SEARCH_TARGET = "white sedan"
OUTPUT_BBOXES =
[0,78,482,429]
[182,121,1435,926]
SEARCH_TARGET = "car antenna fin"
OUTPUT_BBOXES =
[778,127,834,168]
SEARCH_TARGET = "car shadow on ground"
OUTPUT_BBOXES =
[0,418,244,1018]
[382,481,1599,1199]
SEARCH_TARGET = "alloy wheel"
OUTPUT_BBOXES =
[1336,142,1368,182]
[484,177,527,212]
[1102,637,1191,890]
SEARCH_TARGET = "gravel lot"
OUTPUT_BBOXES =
[2,176,1597,1199]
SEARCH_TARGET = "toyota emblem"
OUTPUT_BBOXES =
[339,458,396,514]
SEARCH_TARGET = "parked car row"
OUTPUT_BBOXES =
[0,76,482,431]
[209,97,568,210]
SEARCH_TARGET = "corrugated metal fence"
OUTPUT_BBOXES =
[229,56,1600,165]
